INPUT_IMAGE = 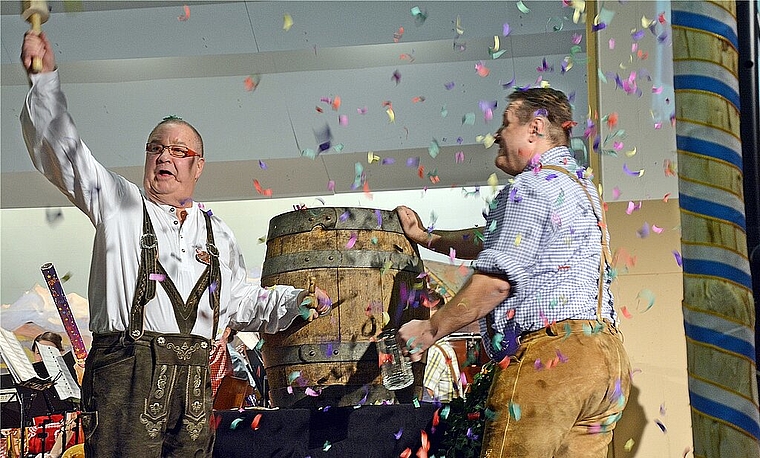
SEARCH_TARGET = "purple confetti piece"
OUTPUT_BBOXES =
[622,164,643,177]
[209,281,219,293]
[534,108,548,117]
[572,33,583,44]
[375,209,382,227]
[381,157,395,165]
[546,173,558,181]
[503,23,511,36]
[339,210,350,222]
[636,222,650,238]
[444,81,455,90]
[406,157,420,167]
[258,160,267,170]
[455,151,465,163]
[327,180,335,191]
[632,29,646,41]
[673,250,683,267]
[394,428,403,440]
[592,22,606,32]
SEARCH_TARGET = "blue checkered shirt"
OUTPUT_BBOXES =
[475,147,616,361]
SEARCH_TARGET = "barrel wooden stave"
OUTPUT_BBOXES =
[260,208,428,407]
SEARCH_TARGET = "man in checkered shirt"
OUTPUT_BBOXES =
[397,88,631,457]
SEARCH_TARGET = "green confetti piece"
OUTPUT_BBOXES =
[484,408,499,420]
[413,398,420,408]
[230,417,244,429]
[288,371,301,384]
[509,400,522,420]
[441,105,448,117]
[301,148,316,159]
[370,236,378,244]
[516,0,530,14]
[441,405,451,419]
[333,143,344,152]
[255,338,265,351]
[462,112,476,125]
[490,49,507,59]
[429,139,440,158]
[323,441,332,451]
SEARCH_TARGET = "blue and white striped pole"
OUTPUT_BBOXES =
[672,1,760,456]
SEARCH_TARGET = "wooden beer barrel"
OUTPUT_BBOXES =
[260,207,429,408]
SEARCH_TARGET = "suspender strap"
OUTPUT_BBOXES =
[432,343,462,399]
[129,201,159,340]
[541,165,611,322]
[128,201,222,341]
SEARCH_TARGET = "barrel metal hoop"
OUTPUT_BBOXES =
[263,342,376,367]
[261,249,422,277]
[266,207,404,241]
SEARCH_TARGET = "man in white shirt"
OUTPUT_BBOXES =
[20,31,330,458]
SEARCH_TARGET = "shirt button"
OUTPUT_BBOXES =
[173,220,178,225]
[170,207,175,212]
[182,249,186,253]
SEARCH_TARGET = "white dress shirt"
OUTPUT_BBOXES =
[21,71,304,338]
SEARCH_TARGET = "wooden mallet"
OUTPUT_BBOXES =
[22,0,50,73]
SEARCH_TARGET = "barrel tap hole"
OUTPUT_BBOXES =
[393,244,404,253]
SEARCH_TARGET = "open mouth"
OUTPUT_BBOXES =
[157,170,175,179]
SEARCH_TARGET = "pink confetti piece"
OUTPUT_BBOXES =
[449,247,456,263]
[455,151,465,163]
[327,180,335,191]
[149,273,166,282]
[612,187,621,200]
[346,232,358,249]
[357,106,368,115]
[621,306,633,319]
[651,224,664,233]
[305,387,320,397]
[608,38,615,49]
[178,4,190,21]
[338,115,348,126]
[626,200,642,214]
[475,61,490,77]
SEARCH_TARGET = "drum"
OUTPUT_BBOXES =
[260,207,429,408]
[448,333,488,386]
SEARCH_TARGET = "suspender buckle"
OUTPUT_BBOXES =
[140,233,157,249]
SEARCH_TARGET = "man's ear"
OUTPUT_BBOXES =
[195,157,205,181]
[530,117,546,139]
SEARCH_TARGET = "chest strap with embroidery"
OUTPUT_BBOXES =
[129,200,221,341]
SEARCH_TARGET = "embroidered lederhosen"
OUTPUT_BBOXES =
[130,201,221,441]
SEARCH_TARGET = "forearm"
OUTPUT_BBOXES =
[421,228,483,260]
[430,272,511,340]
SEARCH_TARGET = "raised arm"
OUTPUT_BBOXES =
[395,205,483,259]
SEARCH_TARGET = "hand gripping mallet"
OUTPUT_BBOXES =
[22,0,50,73]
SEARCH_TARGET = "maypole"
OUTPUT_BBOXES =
[672,1,760,456]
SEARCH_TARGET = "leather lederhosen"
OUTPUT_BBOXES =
[129,200,221,441]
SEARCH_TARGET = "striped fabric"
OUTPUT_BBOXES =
[673,1,760,456]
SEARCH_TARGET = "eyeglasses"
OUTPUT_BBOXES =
[146,142,201,158]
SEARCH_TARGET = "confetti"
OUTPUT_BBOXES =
[516,1,530,14]
[636,289,656,312]
[672,250,683,267]
[178,5,190,21]
[428,139,440,158]
[393,26,404,43]
[253,179,273,197]
[283,13,294,31]
[149,273,166,282]
[45,208,64,225]
[455,151,464,163]
[230,417,244,429]
[346,232,358,249]
[622,164,644,177]
[503,23,511,36]
[508,401,522,420]
[624,439,635,451]
[654,419,667,433]
[251,413,262,430]
[621,306,633,319]
[244,75,260,92]
[475,61,490,77]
